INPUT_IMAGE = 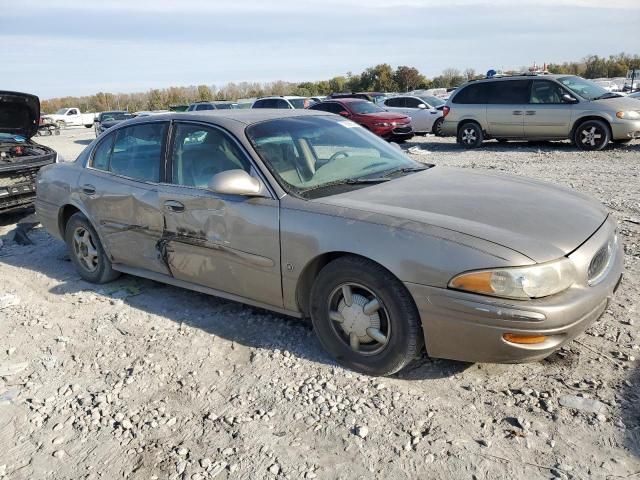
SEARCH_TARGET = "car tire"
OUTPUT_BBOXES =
[432,117,445,137]
[573,119,610,151]
[65,212,120,284]
[309,256,424,376]
[84,124,93,128]
[457,122,484,148]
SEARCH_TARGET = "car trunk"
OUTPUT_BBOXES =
[0,91,57,213]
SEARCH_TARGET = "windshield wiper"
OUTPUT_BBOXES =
[593,92,621,100]
[300,177,391,194]
[382,165,432,178]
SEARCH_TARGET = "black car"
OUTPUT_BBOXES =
[94,111,134,137]
[0,91,57,213]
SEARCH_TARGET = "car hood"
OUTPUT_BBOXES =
[316,167,608,263]
[588,95,640,110]
[0,91,40,139]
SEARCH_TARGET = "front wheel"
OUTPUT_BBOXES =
[573,119,610,151]
[457,122,484,148]
[310,256,423,376]
[65,213,120,284]
[432,117,444,137]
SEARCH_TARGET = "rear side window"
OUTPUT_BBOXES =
[276,99,291,109]
[92,135,113,170]
[489,80,531,104]
[452,83,493,104]
[108,123,168,182]
[195,104,215,111]
[325,103,346,114]
[253,99,274,108]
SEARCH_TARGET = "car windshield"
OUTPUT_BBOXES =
[55,108,68,114]
[349,101,386,115]
[419,95,445,107]
[558,76,613,101]
[288,99,307,109]
[246,115,424,196]
[101,112,129,121]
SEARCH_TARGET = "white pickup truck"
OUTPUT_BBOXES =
[43,108,95,128]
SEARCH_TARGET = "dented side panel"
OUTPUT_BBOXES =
[78,169,169,275]
[155,185,282,308]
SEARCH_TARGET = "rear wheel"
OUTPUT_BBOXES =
[457,122,484,148]
[310,256,423,376]
[432,117,444,137]
[65,213,120,284]
[573,119,610,151]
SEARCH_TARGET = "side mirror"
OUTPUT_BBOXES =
[207,169,267,197]
[418,104,427,109]
[561,94,578,104]
[339,111,350,117]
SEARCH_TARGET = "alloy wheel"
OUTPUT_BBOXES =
[461,127,477,145]
[579,126,605,148]
[327,283,391,356]
[72,227,99,272]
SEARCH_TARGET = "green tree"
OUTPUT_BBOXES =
[196,85,214,101]
[394,66,425,92]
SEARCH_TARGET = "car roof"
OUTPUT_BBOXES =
[323,98,368,104]
[122,109,333,127]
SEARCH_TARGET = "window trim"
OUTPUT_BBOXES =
[85,120,170,185]
[163,120,276,199]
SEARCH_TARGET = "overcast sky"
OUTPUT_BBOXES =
[2,0,638,99]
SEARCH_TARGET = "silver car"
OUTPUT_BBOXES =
[382,95,445,136]
[441,74,640,150]
[36,110,623,376]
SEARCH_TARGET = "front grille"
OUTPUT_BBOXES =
[0,166,39,188]
[392,126,412,134]
[588,236,616,285]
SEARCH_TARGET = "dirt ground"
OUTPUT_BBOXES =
[0,127,639,480]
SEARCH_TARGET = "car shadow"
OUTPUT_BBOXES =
[404,138,640,154]
[0,228,467,380]
[0,208,34,227]
[74,139,93,145]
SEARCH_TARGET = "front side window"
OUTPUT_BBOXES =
[276,99,291,109]
[419,95,445,107]
[109,123,167,182]
[171,124,250,188]
[489,80,531,104]
[247,115,423,195]
[288,98,306,109]
[530,81,566,104]
[405,97,423,108]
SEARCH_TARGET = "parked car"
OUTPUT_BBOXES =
[441,74,640,150]
[94,111,134,137]
[383,95,445,136]
[310,98,413,141]
[42,107,94,129]
[0,91,58,213]
[252,96,310,109]
[186,101,240,111]
[35,110,623,375]
[310,96,327,104]
[629,91,640,100]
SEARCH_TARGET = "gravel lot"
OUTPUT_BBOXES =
[0,127,639,479]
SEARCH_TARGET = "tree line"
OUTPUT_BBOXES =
[41,53,639,113]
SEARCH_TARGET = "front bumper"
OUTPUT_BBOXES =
[610,119,640,140]
[405,216,624,363]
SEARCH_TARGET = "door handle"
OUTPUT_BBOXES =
[525,111,536,115]
[164,200,185,212]
[512,111,523,116]
[81,184,96,195]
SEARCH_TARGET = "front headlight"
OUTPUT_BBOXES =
[448,258,577,300]
[616,111,640,120]
[374,122,391,127]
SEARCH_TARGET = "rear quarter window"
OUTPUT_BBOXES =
[452,83,492,104]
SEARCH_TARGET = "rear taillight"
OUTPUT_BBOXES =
[442,106,450,118]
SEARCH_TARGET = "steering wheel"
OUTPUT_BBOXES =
[327,151,350,163]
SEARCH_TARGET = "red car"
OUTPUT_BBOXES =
[309,98,414,141]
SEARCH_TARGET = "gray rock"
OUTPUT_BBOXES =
[0,362,28,377]
[559,395,606,414]
[268,463,280,475]
[0,293,19,310]
[354,425,369,439]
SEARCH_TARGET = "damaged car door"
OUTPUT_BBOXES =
[78,121,170,274]
[155,122,282,308]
